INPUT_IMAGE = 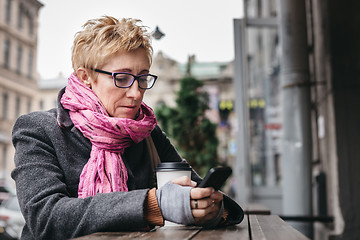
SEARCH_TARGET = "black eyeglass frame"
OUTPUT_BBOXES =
[93,68,158,90]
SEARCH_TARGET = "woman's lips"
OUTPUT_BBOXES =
[123,105,136,109]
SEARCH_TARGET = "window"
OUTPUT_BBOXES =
[18,3,24,30]
[28,14,34,36]
[1,144,7,176]
[4,39,10,69]
[15,95,20,117]
[27,98,31,113]
[16,45,22,74]
[2,93,8,119]
[6,0,11,24]
[28,51,33,78]
[39,100,44,110]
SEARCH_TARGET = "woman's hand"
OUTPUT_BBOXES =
[190,187,223,225]
[171,176,223,225]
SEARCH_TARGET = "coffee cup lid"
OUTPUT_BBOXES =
[156,162,191,171]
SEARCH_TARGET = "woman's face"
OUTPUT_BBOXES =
[88,48,150,119]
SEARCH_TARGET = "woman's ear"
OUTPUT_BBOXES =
[77,68,91,88]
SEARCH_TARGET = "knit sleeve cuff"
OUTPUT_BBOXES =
[145,188,164,226]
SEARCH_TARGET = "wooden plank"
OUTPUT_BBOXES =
[193,216,250,240]
[72,226,201,240]
[140,226,201,240]
[70,231,147,240]
[249,215,310,240]
[249,214,266,240]
[244,203,271,215]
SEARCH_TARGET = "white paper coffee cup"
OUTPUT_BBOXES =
[156,162,191,188]
[156,162,192,226]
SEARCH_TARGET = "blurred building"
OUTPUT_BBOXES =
[145,51,182,108]
[0,0,43,185]
[234,0,360,239]
[37,72,67,111]
[147,51,234,118]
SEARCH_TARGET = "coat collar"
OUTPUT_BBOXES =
[56,87,92,149]
[57,87,74,129]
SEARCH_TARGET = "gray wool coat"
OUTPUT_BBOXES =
[11,88,243,240]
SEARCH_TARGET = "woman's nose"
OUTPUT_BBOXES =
[126,80,142,98]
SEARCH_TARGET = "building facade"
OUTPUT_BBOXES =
[37,72,67,111]
[0,0,43,184]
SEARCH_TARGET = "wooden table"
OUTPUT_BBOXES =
[72,215,309,240]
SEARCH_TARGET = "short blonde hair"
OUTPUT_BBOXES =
[72,16,153,76]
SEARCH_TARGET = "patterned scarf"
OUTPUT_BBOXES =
[60,73,157,198]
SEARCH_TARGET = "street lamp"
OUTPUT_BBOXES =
[152,26,165,40]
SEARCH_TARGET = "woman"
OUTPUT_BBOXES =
[11,16,243,240]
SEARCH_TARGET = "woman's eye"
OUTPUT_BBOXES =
[116,77,128,82]
[115,74,131,82]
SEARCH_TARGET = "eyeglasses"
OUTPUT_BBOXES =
[94,69,157,89]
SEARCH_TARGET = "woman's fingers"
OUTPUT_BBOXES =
[171,176,197,187]
[210,191,223,203]
[190,198,214,209]
[192,202,216,218]
[190,187,214,199]
[192,202,221,223]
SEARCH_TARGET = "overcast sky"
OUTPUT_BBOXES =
[37,0,243,79]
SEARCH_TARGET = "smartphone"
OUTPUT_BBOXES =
[197,166,232,190]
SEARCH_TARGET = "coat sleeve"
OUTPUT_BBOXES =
[11,112,151,240]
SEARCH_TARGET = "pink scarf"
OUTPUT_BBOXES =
[60,73,157,198]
